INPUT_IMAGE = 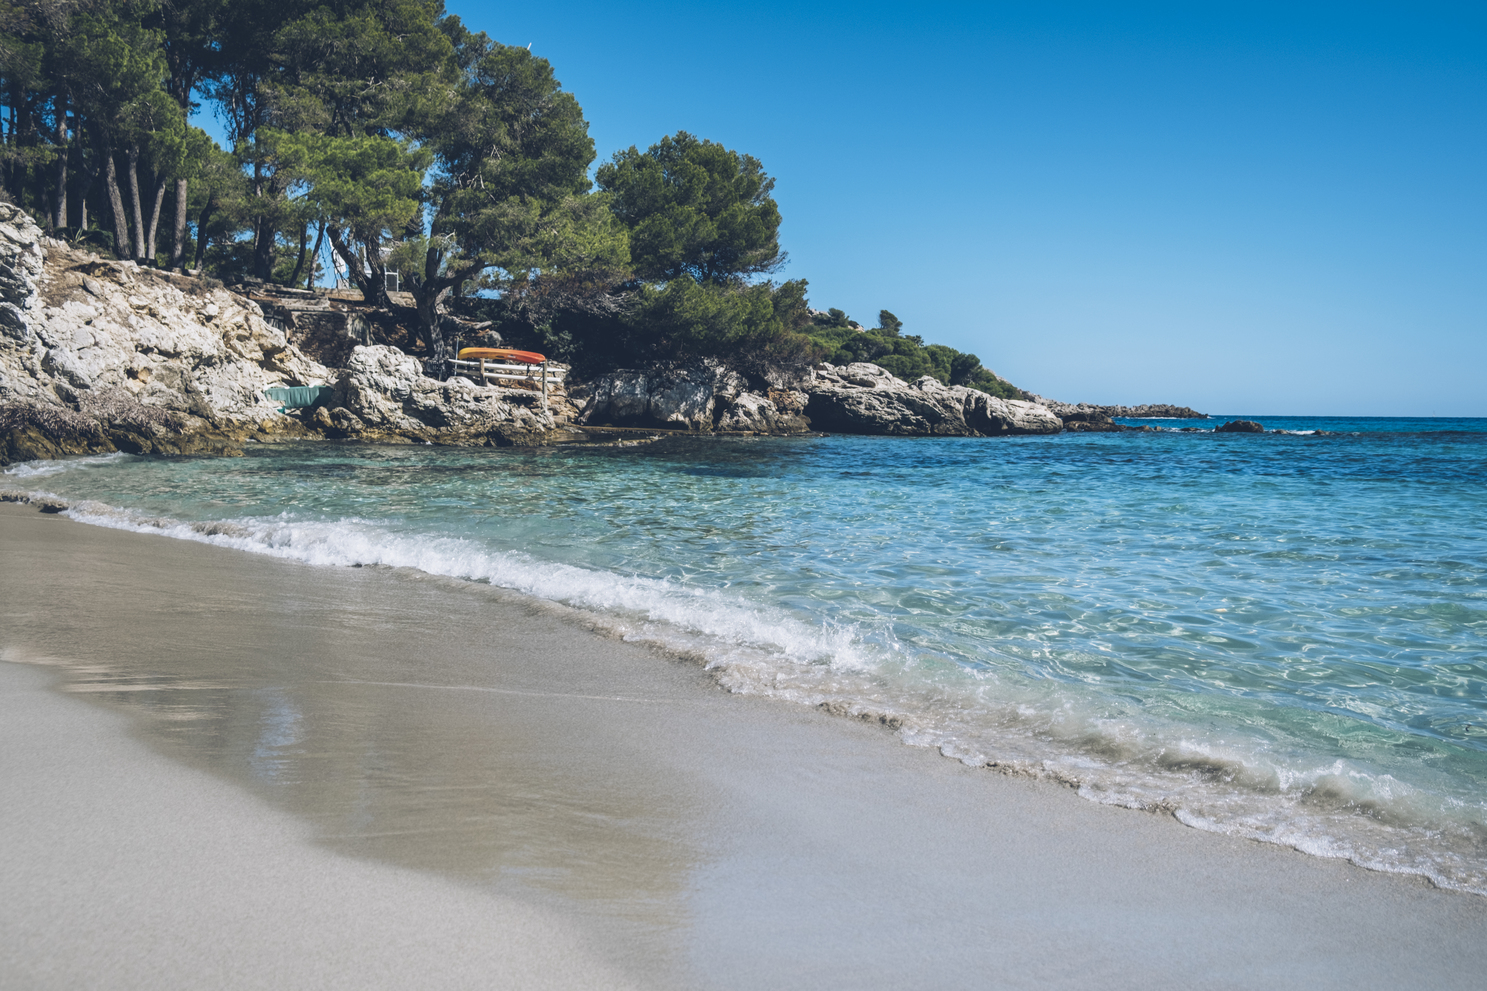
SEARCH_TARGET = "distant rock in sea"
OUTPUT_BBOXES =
[1215,419,1266,433]
[1024,394,1206,420]
[1058,411,1127,432]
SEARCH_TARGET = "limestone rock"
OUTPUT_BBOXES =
[577,362,764,431]
[716,390,812,433]
[324,344,557,444]
[805,363,1061,437]
[1215,419,1265,433]
[0,206,322,433]
[650,364,748,429]
[573,361,813,434]
[0,206,571,464]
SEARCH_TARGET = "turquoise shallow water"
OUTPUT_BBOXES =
[8,418,1487,892]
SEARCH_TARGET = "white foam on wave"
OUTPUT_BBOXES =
[59,501,872,677]
[3,452,128,478]
[715,632,1487,896]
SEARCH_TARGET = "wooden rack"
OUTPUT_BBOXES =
[448,357,566,398]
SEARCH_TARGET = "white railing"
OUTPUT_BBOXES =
[449,357,566,397]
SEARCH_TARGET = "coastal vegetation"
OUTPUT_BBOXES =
[0,0,1016,392]
[803,308,1020,399]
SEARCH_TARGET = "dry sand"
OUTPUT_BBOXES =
[3,501,1486,989]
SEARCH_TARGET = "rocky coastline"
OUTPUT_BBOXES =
[0,204,1203,466]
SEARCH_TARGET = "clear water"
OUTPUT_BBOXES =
[8,417,1487,893]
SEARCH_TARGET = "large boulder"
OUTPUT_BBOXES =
[576,361,809,433]
[0,206,45,349]
[1215,419,1265,433]
[649,363,747,428]
[716,388,812,433]
[324,344,556,444]
[331,345,422,428]
[962,389,1065,435]
[805,363,1061,437]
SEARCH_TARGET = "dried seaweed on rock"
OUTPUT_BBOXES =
[70,388,184,432]
[0,400,107,441]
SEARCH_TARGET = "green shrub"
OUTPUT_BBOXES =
[802,308,1021,398]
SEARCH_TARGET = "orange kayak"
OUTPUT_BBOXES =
[458,347,546,365]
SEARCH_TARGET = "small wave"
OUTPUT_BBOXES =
[2,452,128,478]
[61,502,872,678]
[0,488,69,512]
[45,494,1487,899]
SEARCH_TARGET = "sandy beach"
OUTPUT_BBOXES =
[3,500,1486,989]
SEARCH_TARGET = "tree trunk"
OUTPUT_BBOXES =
[100,136,130,261]
[126,142,146,260]
[361,233,392,308]
[305,220,326,290]
[288,220,310,287]
[145,175,167,265]
[253,213,276,281]
[169,178,188,271]
[74,128,94,230]
[417,284,453,380]
[326,226,381,304]
[193,193,217,271]
[52,92,67,230]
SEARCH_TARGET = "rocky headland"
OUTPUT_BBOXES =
[1021,394,1207,432]
[572,361,1065,437]
[0,204,1204,466]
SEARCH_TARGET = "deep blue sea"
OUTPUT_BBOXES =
[8,415,1487,893]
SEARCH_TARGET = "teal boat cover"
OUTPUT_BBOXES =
[265,385,335,409]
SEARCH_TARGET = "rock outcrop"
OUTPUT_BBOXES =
[1215,419,1265,433]
[0,204,575,465]
[573,361,811,433]
[314,344,565,445]
[1024,394,1206,420]
[0,204,325,462]
[805,363,1063,436]
[575,359,1064,437]
[1058,410,1128,432]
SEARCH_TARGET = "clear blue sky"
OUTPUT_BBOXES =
[444,2,1485,415]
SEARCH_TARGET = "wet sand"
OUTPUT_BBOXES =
[3,501,1486,989]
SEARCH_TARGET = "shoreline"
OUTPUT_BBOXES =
[4,501,1487,988]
